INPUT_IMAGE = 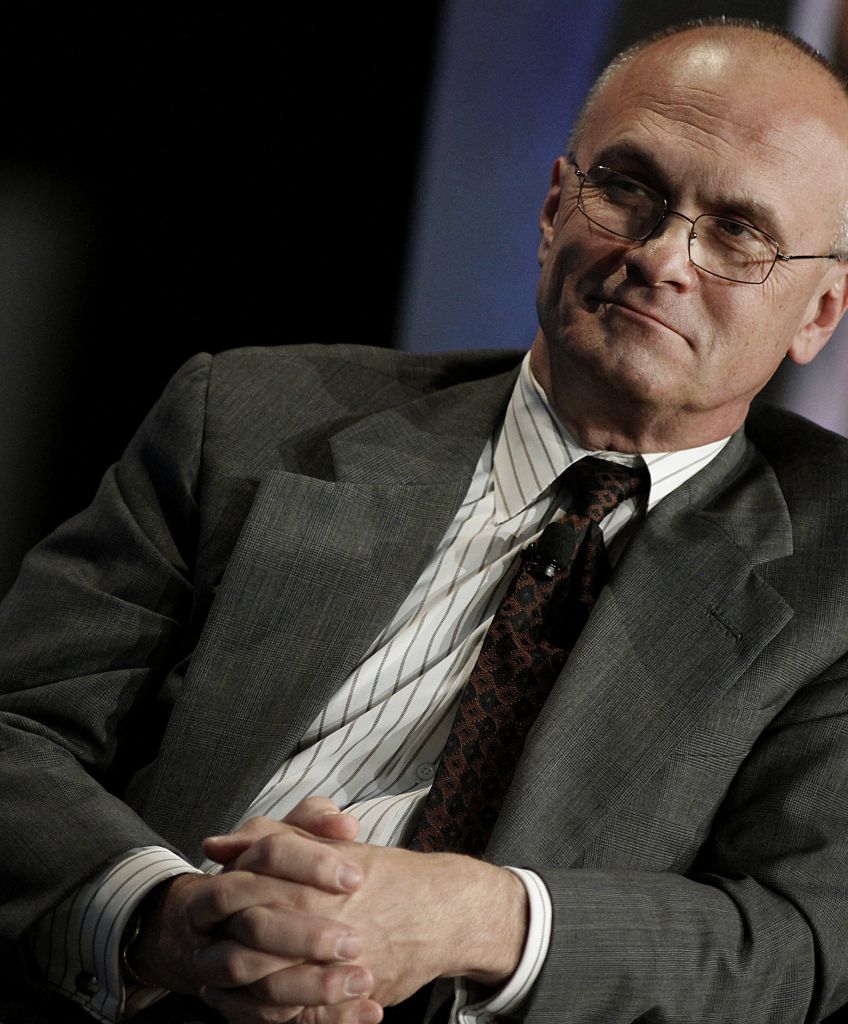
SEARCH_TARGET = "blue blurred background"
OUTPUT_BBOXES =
[1,0,844,595]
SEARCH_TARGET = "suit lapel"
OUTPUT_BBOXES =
[141,364,520,860]
[488,430,795,866]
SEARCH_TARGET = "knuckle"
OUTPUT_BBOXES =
[305,922,340,960]
[208,876,238,917]
[220,949,253,987]
[316,967,347,1003]
[289,886,314,914]
[233,904,270,946]
[312,847,341,883]
[262,1008,299,1024]
[248,971,279,1002]
[253,832,286,868]
[242,814,274,835]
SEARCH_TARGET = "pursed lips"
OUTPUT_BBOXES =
[589,293,686,339]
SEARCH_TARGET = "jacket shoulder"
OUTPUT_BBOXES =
[193,344,523,479]
[207,343,526,403]
[746,401,848,493]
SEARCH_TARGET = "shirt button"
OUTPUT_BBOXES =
[417,763,435,781]
[75,972,101,995]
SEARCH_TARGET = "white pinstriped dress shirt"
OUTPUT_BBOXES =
[32,352,728,1022]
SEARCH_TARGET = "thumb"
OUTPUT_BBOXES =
[284,796,360,841]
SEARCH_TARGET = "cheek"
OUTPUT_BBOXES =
[547,198,582,236]
[704,292,792,383]
[767,284,815,340]
[717,284,797,356]
[543,216,620,289]
[542,201,592,259]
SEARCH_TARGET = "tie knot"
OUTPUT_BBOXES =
[564,456,649,522]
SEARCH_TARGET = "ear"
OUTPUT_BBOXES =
[537,157,568,265]
[787,265,848,365]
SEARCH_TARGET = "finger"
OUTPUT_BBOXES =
[300,999,384,1024]
[193,939,296,989]
[284,798,360,843]
[201,964,374,1021]
[201,984,302,1024]
[204,814,292,865]
[251,962,374,1007]
[203,834,253,865]
[206,810,360,872]
[284,797,341,822]
[226,904,363,962]
[186,870,350,932]
[229,831,363,893]
[206,818,362,887]
[204,814,288,864]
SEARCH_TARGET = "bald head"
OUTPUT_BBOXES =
[571,19,848,151]
[569,19,848,257]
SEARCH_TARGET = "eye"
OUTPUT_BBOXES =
[715,218,756,240]
[716,219,753,236]
[587,168,661,210]
[696,216,774,268]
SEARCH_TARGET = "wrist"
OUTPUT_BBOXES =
[124,873,198,992]
[431,854,529,985]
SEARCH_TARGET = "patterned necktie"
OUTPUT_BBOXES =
[408,456,648,855]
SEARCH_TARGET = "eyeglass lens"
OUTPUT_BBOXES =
[577,167,778,284]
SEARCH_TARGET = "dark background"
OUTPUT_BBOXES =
[0,6,442,584]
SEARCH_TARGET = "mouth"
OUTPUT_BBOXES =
[586,294,687,339]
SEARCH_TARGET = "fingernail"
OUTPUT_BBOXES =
[337,863,363,890]
[335,934,362,960]
[344,969,371,997]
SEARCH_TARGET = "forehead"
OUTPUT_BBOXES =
[579,32,848,242]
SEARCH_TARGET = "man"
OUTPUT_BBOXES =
[3,15,848,1024]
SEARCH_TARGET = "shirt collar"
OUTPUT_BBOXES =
[492,352,730,522]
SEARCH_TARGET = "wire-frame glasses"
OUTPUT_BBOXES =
[570,160,841,285]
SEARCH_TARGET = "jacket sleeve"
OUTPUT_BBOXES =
[0,352,212,957]
[519,660,848,1024]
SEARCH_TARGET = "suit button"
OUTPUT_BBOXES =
[75,972,101,995]
[416,763,435,781]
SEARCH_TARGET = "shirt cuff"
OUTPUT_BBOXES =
[29,847,200,1023]
[453,867,552,1022]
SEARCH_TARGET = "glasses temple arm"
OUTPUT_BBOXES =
[775,253,842,263]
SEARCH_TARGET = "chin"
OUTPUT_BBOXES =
[567,332,690,406]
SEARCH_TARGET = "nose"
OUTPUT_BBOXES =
[624,210,698,288]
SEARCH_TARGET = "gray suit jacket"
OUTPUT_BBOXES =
[2,343,848,1023]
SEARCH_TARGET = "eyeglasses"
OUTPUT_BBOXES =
[569,159,841,285]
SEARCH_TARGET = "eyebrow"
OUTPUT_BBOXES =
[707,195,784,243]
[588,142,787,244]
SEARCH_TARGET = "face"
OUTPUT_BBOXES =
[534,31,848,447]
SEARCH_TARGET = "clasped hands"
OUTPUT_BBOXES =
[128,798,528,1024]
